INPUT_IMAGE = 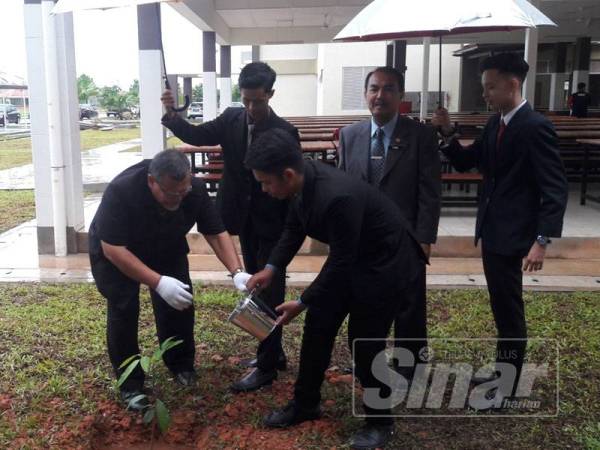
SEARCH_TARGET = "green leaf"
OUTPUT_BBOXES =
[119,354,140,369]
[117,359,140,388]
[143,407,155,425]
[156,399,170,434]
[140,356,150,373]
[128,394,147,410]
[157,337,183,359]
[151,347,163,364]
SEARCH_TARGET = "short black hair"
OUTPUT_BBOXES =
[364,66,405,92]
[480,53,529,84]
[577,82,586,89]
[238,62,276,91]
[244,128,304,176]
[149,149,190,182]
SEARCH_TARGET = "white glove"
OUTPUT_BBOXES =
[155,276,193,311]
[233,271,252,292]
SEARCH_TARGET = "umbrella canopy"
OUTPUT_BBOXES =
[334,0,556,42]
[51,0,180,15]
[334,0,556,111]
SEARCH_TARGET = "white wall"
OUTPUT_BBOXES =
[317,41,386,116]
[317,41,463,115]
[269,74,317,116]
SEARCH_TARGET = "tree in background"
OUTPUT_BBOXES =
[127,79,139,107]
[77,74,98,104]
[232,84,241,102]
[99,85,129,111]
[192,85,203,102]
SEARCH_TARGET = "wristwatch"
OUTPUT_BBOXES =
[229,268,243,278]
[536,235,551,247]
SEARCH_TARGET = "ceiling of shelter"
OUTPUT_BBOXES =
[172,0,600,45]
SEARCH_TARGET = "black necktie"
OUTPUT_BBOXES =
[370,128,385,185]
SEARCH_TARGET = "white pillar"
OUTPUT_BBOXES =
[41,0,67,256]
[24,0,54,254]
[572,70,590,93]
[420,37,431,121]
[203,31,217,121]
[219,45,232,111]
[549,73,568,111]
[523,27,539,105]
[138,4,166,159]
[55,10,85,251]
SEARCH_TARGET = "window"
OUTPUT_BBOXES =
[342,66,377,110]
[590,60,600,74]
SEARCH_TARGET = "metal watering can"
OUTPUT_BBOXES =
[228,290,278,342]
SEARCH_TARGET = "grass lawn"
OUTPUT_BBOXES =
[0,190,35,233]
[0,284,598,449]
[0,128,140,170]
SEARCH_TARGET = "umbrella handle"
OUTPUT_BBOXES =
[163,75,190,113]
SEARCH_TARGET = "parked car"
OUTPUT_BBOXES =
[188,102,203,120]
[106,107,135,120]
[79,104,98,120]
[0,104,21,126]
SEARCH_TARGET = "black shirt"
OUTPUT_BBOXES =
[89,160,225,263]
[571,91,591,118]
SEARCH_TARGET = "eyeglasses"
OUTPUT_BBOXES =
[157,183,192,200]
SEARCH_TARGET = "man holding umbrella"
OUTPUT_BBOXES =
[433,53,568,403]
[161,62,299,393]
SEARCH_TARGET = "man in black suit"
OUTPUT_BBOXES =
[245,129,425,449]
[161,62,300,392]
[339,67,441,377]
[433,53,568,401]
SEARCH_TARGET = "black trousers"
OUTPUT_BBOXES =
[90,254,195,392]
[482,247,527,395]
[238,218,286,371]
[294,289,401,426]
[393,262,427,368]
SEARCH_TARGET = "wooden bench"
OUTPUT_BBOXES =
[441,172,483,207]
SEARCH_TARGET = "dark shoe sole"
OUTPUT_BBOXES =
[263,411,321,428]
[241,358,287,371]
[230,375,277,393]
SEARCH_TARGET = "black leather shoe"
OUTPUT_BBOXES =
[349,424,394,449]
[240,354,287,371]
[230,368,277,393]
[120,389,149,412]
[263,400,321,428]
[174,370,198,387]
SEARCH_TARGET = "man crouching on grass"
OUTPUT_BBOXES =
[244,129,425,449]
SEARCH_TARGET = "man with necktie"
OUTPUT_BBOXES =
[161,62,300,392]
[433,53,568,404]
[338,67,441,379]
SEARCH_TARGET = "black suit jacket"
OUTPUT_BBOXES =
[338,115,441,244]
[268,160,424,306]
[162,107,300,236]
[441,102,568,256]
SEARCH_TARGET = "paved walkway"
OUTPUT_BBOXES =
[0,138,142,189]
[1,138,599,289]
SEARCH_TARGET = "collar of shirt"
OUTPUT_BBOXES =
[370,113,398,157]
[501,99,527,125]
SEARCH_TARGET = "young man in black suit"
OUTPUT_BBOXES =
[244,129,425,449]
[161,62,299,392]
[433,53,568,402]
